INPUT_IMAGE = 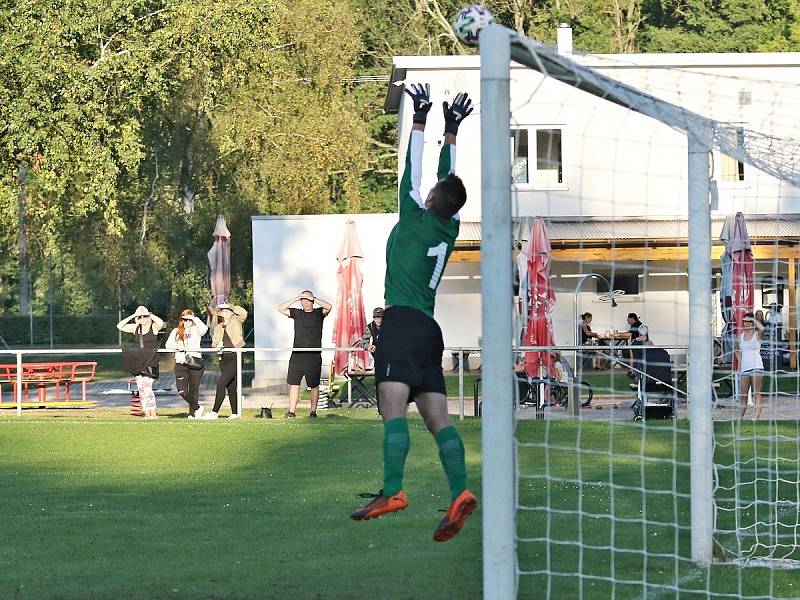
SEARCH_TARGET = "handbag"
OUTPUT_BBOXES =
[184,354,204,370]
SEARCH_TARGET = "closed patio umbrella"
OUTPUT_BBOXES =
[332,221,369,375]
[208,215,231,308]
[523,217,556,378]
[719,215,735,362]
[730,212,754,353]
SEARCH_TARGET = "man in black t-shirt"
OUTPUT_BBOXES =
[277,290,332,418]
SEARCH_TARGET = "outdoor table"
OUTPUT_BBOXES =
[597,333,631,347]
[587,334,629,367]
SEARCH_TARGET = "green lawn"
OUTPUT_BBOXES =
[2,410,798,599]
[1,409,482,600]
[328,374,481,402]
[517,420,800,599]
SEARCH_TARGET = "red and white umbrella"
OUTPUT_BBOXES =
[523,217,556,378]
[332,221,369,375]
[719,215,735,361]
[208,215,231,308]
[730,212,754,367]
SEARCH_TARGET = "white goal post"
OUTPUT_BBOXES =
[480,23,516,600]
[477,22,800,599]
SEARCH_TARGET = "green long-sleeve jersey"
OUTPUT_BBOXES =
[384,130,460,318]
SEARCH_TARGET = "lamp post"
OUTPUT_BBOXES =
[572,273,616,416]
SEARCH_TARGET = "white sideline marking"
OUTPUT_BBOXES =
[639,568,706,600]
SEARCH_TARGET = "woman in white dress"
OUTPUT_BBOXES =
[737,312,765,420]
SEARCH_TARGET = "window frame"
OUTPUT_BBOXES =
[510,125,568,191]
[712,124,748,187]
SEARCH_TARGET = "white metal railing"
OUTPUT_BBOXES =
[0,344,692,418]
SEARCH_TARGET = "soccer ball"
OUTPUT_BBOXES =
[453,5,496,46]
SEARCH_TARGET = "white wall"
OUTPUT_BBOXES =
[252,214,394,385]
[251,214,483,385]
[394,54,800,219]
[252,215,791,378]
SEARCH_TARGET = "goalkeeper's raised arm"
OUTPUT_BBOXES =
[398,83,433,216]
[398,83,473,219]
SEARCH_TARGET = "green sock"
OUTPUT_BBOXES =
[435,426,468,501]
[382,418,410,496]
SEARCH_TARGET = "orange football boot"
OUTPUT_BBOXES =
[350,490,409,521]
[433,490,477,542]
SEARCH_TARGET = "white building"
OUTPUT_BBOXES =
[252,42,800,385]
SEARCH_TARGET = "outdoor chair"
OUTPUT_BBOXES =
[472,365,593,419]
[64,362,97,402]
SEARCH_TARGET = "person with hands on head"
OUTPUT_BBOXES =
[738,311,765,420]
[117,305,165,420]
[349,83,477,542]
[203,302,248,420]
[165,309,209,419]
[277,291,333,418]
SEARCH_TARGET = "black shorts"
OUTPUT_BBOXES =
[286,352,322,387]
[374,305,446,397]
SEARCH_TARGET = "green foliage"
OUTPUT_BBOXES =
[641,0,800,51]
[2,0,799,331]
[0,314,120,346]
[0,0,368,325]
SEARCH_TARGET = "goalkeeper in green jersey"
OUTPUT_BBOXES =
[350,83,476,542]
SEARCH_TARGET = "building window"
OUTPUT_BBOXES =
[719,127,745,182]
[511,127,564,188]
[535,129,563,185]
[597,273,639,296]
[511,129,529,184]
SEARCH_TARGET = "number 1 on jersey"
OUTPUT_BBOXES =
[427,242,448,289]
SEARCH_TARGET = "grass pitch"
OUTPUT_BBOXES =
[2,409,482,600]
[2,409,798,599]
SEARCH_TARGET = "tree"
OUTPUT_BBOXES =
[0,0,368,324]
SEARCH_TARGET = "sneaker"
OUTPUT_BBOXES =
[433,490,477,542]
[309,411,317,418]
[284,411,296,419]
[350,490,409,521]
[188,414,196,419]
[202,412,219,420]
[195,406,205,419]
[228,414,241,420]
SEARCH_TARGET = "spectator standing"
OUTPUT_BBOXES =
[277,291,332,418]
[738,312,765,420]
[203,302,247,420]
[118,306,164,419]
[165,309,209,419]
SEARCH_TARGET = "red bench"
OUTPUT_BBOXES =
[0,362,97,405]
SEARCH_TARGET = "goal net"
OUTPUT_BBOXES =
[476,22,800,600]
